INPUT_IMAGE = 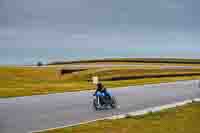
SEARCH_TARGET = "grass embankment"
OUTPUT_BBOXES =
[39,102,200,133]
[1,64,200,97]
[48,58,200,65]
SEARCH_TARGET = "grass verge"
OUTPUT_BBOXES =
[38,102,200,133]
[48,58,200,65]
[1,65,200,98]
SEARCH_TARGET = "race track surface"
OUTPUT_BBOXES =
[0,80,200,133]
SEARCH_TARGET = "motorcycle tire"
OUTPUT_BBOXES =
[93,99,100,111]
[111,96,117,109]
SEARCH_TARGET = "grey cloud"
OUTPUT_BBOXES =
[0,0,199,29]
[0,0,200,62]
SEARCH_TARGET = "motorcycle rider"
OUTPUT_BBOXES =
[93,82,111,104]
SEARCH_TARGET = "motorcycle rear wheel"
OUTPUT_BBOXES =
[111,96,117,108]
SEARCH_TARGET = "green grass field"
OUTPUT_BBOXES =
[1,61,200,98]
[48,58,200,65]
[39,102,200,133]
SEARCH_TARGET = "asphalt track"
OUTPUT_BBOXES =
[0,80,200,133]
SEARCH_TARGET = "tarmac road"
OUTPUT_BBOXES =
[0,80,200,133]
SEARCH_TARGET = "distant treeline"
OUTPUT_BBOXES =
[60,69,87,75]
[48,58,200,65]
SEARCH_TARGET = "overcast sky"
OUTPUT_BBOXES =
[0,0,200,60]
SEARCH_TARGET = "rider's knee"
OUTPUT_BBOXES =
[96,92,102,96]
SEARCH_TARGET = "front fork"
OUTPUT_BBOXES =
[97,96,100,105]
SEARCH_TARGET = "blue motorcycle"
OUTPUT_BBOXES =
[93,91,117,110]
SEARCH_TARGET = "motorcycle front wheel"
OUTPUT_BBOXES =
[93,98,101,111]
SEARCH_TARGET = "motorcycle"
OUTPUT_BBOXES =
[93,91,117,110]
